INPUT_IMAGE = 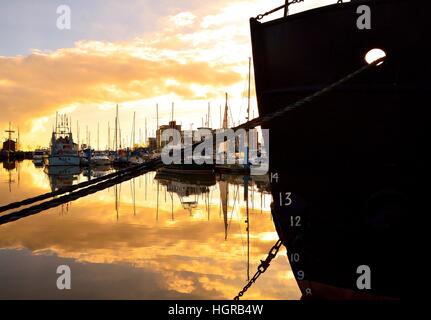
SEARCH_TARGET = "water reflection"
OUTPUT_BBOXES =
[2,160,18,193]
[83,165,114,181]
[0,160,300,300]
[44,166,82,191]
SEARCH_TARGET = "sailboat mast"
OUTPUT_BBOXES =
[55,112,58,134]
[97,122,100,151]
[131,111,136,148]
[77,120,80,149]
[245,57,252,165]
[171,102,174,123]
[115,104,118,151]
[118,106,122,149]
[108,122,110,151]
[145,117,147,146]
[156,103,159,149]
[247,57,251,122]
[223,93,229,129]
[207,102,211,127]
[220,105,222,129]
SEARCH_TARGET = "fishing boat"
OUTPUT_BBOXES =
[250,0,425,300]
[46,113,80,166]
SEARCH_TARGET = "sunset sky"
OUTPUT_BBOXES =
[1,0,332,150]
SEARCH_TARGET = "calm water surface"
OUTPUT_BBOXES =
[0,160,300,299]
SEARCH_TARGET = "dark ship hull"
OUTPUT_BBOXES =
[250,0,426,299]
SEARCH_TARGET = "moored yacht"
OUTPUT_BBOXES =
[91,151,111,166]
[46,113,80,166]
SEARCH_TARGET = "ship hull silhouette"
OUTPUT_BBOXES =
[250,0,425,299]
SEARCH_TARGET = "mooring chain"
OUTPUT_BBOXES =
[235,56,386,132]
[234,239,283,300]
[0,162,148,213]
[255,0,304,20]
[0,159,163,225]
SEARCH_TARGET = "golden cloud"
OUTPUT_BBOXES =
[2,0,323,147]
[0,48,241,135]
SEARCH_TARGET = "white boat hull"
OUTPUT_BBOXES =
[46,155,80,166]
[128,156,145,165]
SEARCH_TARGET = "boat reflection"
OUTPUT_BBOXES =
[83,165,114,180]
[33,160,44,168]
[155,169,216,215]
[2,160,16,171]
[154,168,273,282]
[1,160,18,193]
[0,160,298,299]
[44,165,82,191]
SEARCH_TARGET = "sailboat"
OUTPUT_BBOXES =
[215,92,250,175]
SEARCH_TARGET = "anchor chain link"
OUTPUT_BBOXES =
[255,0,304,20]
[234,239,283,300]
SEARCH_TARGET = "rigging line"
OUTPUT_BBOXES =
[238,61,250,124]
[233,56,386,131]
